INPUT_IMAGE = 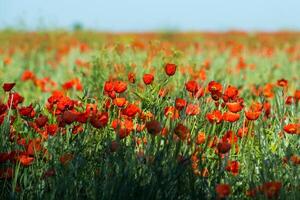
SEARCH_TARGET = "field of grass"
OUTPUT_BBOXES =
[0,31,299,199]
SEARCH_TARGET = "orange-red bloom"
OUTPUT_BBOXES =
[123,104,140,117]
[174,123,190,140]
[196,132,206,145]
[175,98,187,111]
[164,106,179,119]
[90,112,109,129]
[223,112,240,123]
[7,92,24,109]
[262,181,282,199]
[223,85,238,100]
[113,81,127,93]
[277,79,288,87]
[104,81,114,92]
[143,74,154,85]
[46,124,58,136]
[217,141,231,154]
[185,103,200,116]
[18,154,34,166]
[226,102,243,113]
[113,98,127,107]
[208,81,222,94]
[206,110,223,124]
[62,110,77,125]
[225,160,239,175]
[245,110,261,120]
[35,115,48,128]
[146,120,162,136]
[216,184,231,198]
[19,105,35,118]
[165,63,177,76]
[283,123,299,134]
[185,80,198,94]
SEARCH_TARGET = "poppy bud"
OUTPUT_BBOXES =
[146,120,162,136]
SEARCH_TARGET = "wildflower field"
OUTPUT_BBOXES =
[0,31,299,199]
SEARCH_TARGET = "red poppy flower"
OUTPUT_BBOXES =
[185,80,198,94]
[223,112,240,123]
[62,110,78,124]
[208,81,222,93]
[206,110,223,124]
[283,123,299,134]
[19,104,35,118]
[250,102,263,112]
[2,83,15,92]
[186,103,200,116]
[196,132,206,145]
[104,81,114,92]
[75,112,88,123]
[122,104,140,117]
[174,123,190,141]
[223,85,238,100]
[262,181,282,199]
[216,184,231,198]
[222,130,238,144]
[112,119,134,139]
[107,91,116,99]
[46,124,58,136]
[277,79,288,87]
[85,104,98,116]
[7,92,24,109]
[217,141,231,154]
[146,120,162,136]
[113,98,127,107]
[245,110,261,120]
[164,106,179,119]
[90,112,109,128]
[226,102,243,113]
[18,154,34,166]
[143,74,154,85]
[35,115,48,128]
[62,80,74,90]
[175,98,187,111]
[21,70,35,81]
[193,87,205,98]
[165,63,177,76]
[225,160,239,175]
[285,96,295,105]
[27,139,42,156]
[113,81,127,93]
[47,91,64,105]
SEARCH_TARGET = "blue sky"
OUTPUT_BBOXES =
[0,0,299,31]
